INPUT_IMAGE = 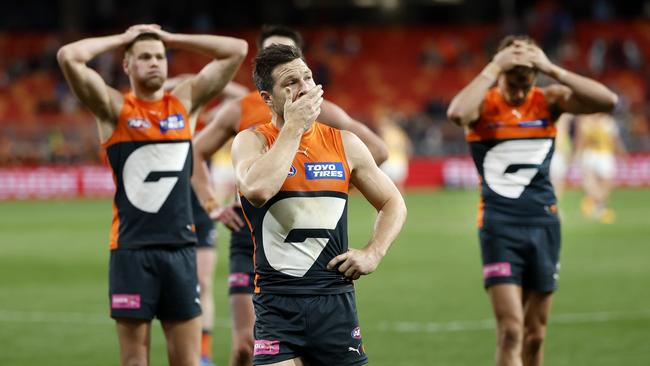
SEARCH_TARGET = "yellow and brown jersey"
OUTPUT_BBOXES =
[240,122,353,295]
[580,114,618,153]
[103,92,196,250]
[466,87,559,226]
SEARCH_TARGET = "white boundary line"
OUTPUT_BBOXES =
[377,309,650,333]
[1,309,650,333]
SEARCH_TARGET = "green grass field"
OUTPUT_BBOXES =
[1,189,649,365]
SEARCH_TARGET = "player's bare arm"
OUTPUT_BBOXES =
[56,26,158,139]
[319,100,389,165]
[163,31,248,126]
[526,45,618,115]
[327,131,407,280]
[232,85,323,207]
[190,99,246,231]
[447,43,531,127]
[192,99,242,206]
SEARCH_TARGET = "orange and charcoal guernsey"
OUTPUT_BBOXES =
[102,92,197,250]
[465,87,559,227]
[238,91,273,132]
[240,122,354,295]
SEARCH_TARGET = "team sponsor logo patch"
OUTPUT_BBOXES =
[351,326,362,339]
[254,340,280,355]
[159,113,185,132]
[228,273,250,287]
[304,162,345,180]
[127,118,151,129]
[111,294,141,309]
[518,119,549,128]
[288,165,297,177]
[483,262,512,279]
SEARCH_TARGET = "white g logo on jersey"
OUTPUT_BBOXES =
[262,196,346,277]
[123,142,190,213]
[483,139,553,199]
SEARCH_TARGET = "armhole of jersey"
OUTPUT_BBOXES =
[101,96,128,149]
[252,125,274,151]
[334,128,352,179]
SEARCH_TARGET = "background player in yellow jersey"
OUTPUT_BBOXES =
[575,112,626,223]
[549,113,575,199]
[376,108,412,192]
[192,25,388,366]
[231,44,406,366]
[57,24,247,366]
[448,35,617,366]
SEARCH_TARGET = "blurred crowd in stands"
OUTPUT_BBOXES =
[1,0,650,165]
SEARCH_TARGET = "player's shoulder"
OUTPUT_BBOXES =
[540,84,570,104]
[232,127,268,153]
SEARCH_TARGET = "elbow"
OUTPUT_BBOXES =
[398,195,408,224]
[446,107,465,126]
[374,144,389,166]
[194,141,213,163]
[56,46,72,66]
[447,106,467,126]
[605,92,619,112]
[234,40,249,61]
[240,185,274,208]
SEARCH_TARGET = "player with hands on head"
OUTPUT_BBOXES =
[447,35,617,366]
[57,23,247,366]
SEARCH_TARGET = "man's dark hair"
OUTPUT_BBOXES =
[257,25,304,51]
[125,33,165,54]
[253,44,304,92]
[496,35,538,78]
[496,34,537,52]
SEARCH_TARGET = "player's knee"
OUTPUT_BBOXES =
[524,327,546,354]
[233,342,253,365]
[121,355,148,366]
[497,322,523,350]
[232,337,254,363]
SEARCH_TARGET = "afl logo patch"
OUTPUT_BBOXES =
[288,165,297,177]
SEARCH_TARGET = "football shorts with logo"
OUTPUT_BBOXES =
[109,246,201,320]
[480,222,560,292]
[253,292,367,366]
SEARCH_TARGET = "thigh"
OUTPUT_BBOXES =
[523,291,554,330]
[109,249,159,320]
[197,247,216,284]
[479,224,527,289]
[527,224,561,293]
[230,293,255,341]
[305,293,368,366]
[161,316,202,366]
[115,318,152,364]
[259,358,307,366]
[488,283,524,326]
[158,247,202,321]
